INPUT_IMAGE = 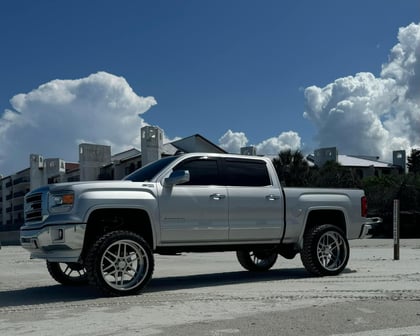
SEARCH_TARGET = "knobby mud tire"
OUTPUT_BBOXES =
[85,230,154,297]
[300,224,349,276]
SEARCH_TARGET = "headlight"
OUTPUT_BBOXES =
[48,192,74,213]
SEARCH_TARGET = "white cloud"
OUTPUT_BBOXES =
[0,72,157,175]
[218,130,248,153]
[304,22,420,161]
[256,131,301,155]
[219,129,301,155]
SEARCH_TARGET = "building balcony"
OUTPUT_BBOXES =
[13,191,26,198]
[13,177,30,185]
[13,204,24,211]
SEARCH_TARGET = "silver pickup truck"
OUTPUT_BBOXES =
[21,153,375,296]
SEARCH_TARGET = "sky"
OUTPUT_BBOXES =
[0,0,419,176]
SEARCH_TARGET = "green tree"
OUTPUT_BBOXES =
[272,149,311,187]
[407,148,420,174]
[362,173,420,237]
[311,161,361,188]
[362,175,400,215]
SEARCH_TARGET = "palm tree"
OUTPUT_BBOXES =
[313,160,360,188]
[408,149,420,174]
[272,149,310,187]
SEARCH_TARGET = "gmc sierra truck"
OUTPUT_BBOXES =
[21,153,376,296]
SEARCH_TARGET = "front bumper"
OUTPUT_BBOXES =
[20,224,86,262]
[359,217,382,239]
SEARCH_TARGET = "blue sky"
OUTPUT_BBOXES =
[0,0,419,176]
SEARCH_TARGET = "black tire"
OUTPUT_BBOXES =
[236,249,278,272]
[300,224,349,276]
[46,261,89,286]
[85,230,154,296]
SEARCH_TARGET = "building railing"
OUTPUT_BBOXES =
[13,191,26,198]
[13,204,24,211]
[0,223,23,231]
[13,177,30,185]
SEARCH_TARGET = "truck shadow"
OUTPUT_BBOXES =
[0,267,353,309]
[146,268,310,293]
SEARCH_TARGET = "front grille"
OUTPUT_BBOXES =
[25,193,43,222]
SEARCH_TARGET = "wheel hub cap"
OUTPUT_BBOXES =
[118,260,126,269]
[100,239,149,291]
[317,231,347,271]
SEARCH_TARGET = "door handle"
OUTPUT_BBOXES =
[266,194,280,201]
[210,193,226,200]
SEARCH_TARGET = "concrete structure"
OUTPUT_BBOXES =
[393,150,407,173]
[141,126,163,166]
[307,147,405,179]
[29,154,45,190]
[314,147,339,167]
[79,144,111,181]
[0,168,30,229]
[29,155,67,190]
[0,126,226,231]
[240,146,257,156]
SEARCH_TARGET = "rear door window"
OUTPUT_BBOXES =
[224,159,271,186]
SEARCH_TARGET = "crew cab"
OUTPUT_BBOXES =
[21,153,375,296]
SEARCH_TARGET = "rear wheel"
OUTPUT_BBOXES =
[46,261,88,286]
[301,224,349,276]
[236,249,278,272]
[85,230,154,296]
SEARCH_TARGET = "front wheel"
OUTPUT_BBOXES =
[46,261,89,286]
[85,230,154,296]
[236,249,278,272]
[300,224,349,276]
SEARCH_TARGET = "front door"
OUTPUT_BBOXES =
[158,156,228,243]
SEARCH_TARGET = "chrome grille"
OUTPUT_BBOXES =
[25,193,43,222]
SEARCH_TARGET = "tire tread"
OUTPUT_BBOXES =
[85,230,154,296]
[300,224,349,276]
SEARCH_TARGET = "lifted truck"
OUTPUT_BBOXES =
[21,153,376,296]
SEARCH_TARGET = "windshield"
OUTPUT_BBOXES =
[123,156,179,182]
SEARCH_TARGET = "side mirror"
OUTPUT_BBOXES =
[163,170,190,187]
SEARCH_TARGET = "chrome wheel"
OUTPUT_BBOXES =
[237,249,278,272]
[301,224,349,276]
[100,239,149,291]
[316,231,348,272]
[47,261,88,285]
[86,231,154,296]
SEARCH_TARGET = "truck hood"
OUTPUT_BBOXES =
[30,180,158,194]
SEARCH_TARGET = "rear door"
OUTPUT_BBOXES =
[224,158,284,242]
